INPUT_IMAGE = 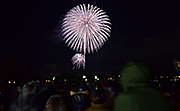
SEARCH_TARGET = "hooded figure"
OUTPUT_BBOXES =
[113,61,172,111]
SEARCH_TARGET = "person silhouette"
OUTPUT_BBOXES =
[113,61,172,111]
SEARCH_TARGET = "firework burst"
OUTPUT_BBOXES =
[61,4,111,69]
[71,53,85,69]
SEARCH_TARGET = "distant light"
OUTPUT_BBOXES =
[118,75,121,77]
[178,76,180,78]
[48,80,50,82]
[159,84,161,87]
[85,79,87,81]
[160,76,163,78]
[167,76,169,78]
[46,80,48,82]
[108,78,109,80]
[95,86,98,90]
[153,80,156,82]
[36,80,40,83]
[64,79,66,81]
[178,64,180,67]
[155,76,157,78]
[53,77,55,81]
[177,61,180,67]
[83,75,86,78]
[13,81,15,84]
[110,78,112,80]
[95,76,97,79]
[8,81,11,84]
[174,79,177,81]
[170,79,173,81]
[52,81,54,83]
[156,80,158,82]
[97,78,99,80]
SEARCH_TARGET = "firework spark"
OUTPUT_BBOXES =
[61,4,111,69]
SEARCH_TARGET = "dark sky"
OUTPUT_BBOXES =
[1,0,180,75]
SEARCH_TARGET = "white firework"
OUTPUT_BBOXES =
[61,4,111,69]
[71,53,85,69]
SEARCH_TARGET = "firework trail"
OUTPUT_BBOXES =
[61,4,111,69]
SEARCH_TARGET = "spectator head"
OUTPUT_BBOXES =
[70,83,91,111]
[120,61,151,91]
[21,80,39,96]
[9,80,39,111]
[44,94,66,111]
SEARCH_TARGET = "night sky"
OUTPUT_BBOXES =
[1,0,180,75]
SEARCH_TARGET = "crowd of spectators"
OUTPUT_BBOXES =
[0,61,180,111]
